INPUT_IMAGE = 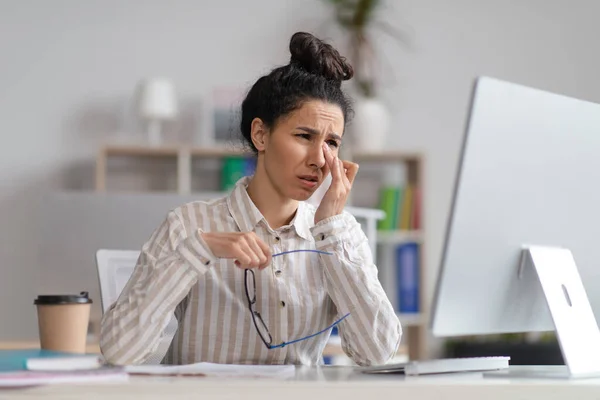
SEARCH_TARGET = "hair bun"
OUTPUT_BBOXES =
[289,32,354,82]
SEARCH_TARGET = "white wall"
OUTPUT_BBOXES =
[376,0,600,355]
[2,0,600,355]
[0,0,331,340]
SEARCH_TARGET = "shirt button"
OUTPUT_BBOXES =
[280,301,286,307]
[275,270,282,277]
[275,236,280,242]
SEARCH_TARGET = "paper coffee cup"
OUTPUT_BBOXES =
[34,291,93,354]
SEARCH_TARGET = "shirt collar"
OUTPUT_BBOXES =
[226,176,312,241]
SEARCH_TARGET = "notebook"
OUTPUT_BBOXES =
[0,349,103,372]
[360,356,510,376]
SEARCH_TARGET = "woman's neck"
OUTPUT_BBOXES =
[246,167,298,230]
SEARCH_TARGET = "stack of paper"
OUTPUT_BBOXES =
[0,368,129,388]
[0,349,128,388]
[25,354,103,371]
[125,362,296,379]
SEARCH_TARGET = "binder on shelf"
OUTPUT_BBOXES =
[396,242,420,313]
[244,157,257,177]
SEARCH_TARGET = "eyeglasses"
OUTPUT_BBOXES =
[244,249,350,349]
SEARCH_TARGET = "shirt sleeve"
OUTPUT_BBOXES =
[99,210,217,365]
[311,211,402,366]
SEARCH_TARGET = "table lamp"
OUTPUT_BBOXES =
[137,78,178,145]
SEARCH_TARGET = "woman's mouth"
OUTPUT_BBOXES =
[298,175,319,189]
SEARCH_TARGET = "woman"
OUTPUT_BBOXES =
[100,32,401,367]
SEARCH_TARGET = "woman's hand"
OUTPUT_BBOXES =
[314,142,359,224]
[200,232,272,269]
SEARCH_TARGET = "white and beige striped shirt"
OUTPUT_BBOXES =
[100,176,401,366]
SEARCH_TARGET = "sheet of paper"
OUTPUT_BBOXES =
[125,362,296,379]
[0,369,129,387]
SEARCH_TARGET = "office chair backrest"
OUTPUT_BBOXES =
[95,249,177,364]
[96,249,140,313]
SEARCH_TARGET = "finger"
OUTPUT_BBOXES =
[336,157,346,186]
[342,160,359,185]
[255,237,272,269]
[243,236,263,269]
[329,153,341,184]
[232,240,257,269]
[322,143,336,172]
[247,236,268,269]
[234,250,254,269]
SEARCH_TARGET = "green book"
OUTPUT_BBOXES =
[378,186,400,231]
[221,156,246,191]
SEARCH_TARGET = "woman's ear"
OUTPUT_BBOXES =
[250,118,269,152]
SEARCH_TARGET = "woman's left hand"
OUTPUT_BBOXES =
[314,143,359,224]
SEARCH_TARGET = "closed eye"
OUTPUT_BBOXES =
[326,140,339,148]
[295,132,340,148]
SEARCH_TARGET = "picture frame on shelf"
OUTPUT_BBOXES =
[197,86,246,149]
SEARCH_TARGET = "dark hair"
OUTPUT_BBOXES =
[240,32,354,154]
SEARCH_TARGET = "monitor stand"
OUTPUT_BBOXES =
[485,245,600,379]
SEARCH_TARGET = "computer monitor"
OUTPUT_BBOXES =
[430,76,600,378]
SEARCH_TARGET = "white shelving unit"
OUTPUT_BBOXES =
[95,142,427,361]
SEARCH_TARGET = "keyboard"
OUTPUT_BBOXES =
[360,356,510,376]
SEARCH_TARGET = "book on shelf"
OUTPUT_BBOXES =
[377,184,421,232]
[221,155,256,191]
[396,242,420,313]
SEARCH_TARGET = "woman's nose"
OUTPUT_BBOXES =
[308,142,326,169]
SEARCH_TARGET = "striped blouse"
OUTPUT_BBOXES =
[99,176,402,366]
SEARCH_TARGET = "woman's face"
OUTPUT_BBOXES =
[253,100,345,201]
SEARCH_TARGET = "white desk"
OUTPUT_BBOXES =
[4,366,600,400]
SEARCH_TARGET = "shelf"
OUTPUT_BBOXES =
[377,230,423,244]
[344,206,385,221]
[398,313,427,327]
[102,143,181,157]
[101,143,249,158]
[352,151,422,163]
[190,147,249,157]
[99,143,421,161]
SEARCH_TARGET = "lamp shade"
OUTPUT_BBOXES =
[137,78,178,120]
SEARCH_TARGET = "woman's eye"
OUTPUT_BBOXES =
[296,134,311,140]
[327,140,339,148]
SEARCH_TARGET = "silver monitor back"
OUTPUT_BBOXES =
[431,76,600,337]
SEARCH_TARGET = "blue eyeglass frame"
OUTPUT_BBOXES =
[243,249,350,349]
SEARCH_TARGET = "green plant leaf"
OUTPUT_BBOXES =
[321,0,409,97]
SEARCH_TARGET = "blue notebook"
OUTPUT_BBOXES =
[0,349,101,372]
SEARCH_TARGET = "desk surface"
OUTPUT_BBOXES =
[4,366,600,400]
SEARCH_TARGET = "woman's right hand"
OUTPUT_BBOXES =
[200,232,272,269]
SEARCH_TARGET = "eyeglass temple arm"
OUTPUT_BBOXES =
[272,249,333,257]
[268,312,350,349]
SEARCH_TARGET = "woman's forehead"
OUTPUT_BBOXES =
[285,101,344,126]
